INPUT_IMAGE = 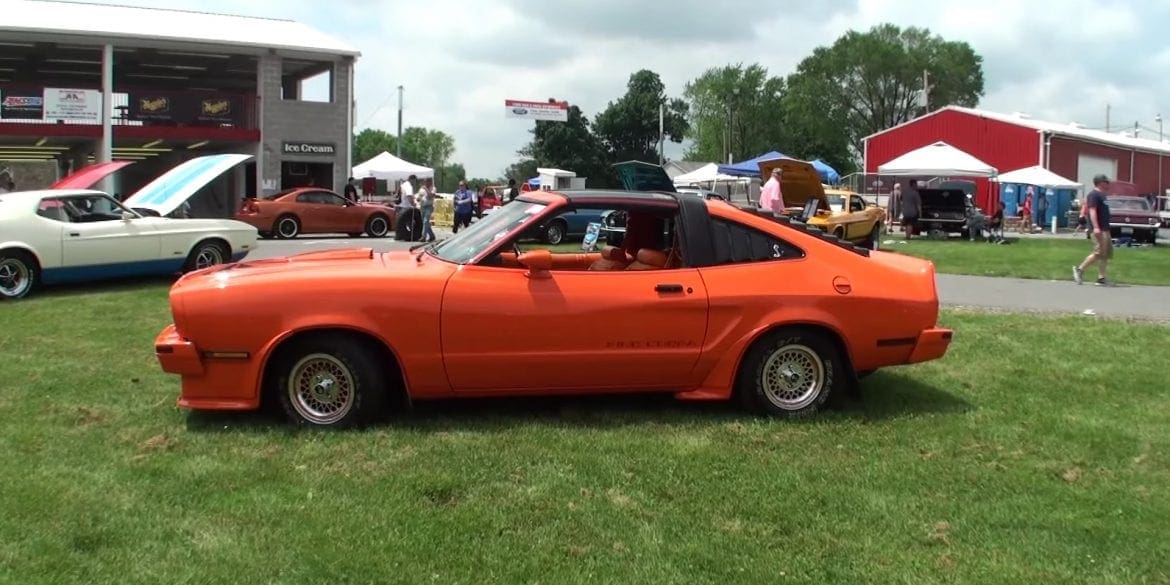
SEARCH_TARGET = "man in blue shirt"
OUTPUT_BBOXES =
[452,180,475,233]
[1073,174,1113,286]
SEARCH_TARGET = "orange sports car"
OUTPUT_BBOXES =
[235,188,395,239]
[155,188,953,428]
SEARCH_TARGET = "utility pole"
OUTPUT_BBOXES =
[1105,103,1111,133]
[1134,121,1140,139]
[396,85,404,158]
[1157,113,1164,142]
[658,103,665,164]
[921,69,932,113]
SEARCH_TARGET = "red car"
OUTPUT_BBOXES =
[1106,195,1160,243]
[236,188,395,239]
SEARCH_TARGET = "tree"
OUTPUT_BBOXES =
[351,126,457,170]
[518,105,611,186]
[503,159,539,184]
[433,163,466,193]
[594,70,689,164]
[785,23,984,158]
[682,63,786,163]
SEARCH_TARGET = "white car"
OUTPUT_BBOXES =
[0,154,258,299]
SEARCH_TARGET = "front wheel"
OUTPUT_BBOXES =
[736,328,845,418]
[0,251,37,300]
[867,224,882,250]
[273,334,388,428]
[274,215,300,239]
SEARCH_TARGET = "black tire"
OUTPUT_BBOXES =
[365,214,391,238]
[183,240,230,272]
[543,220,567,245]
[0,250,37,300]
[833,227,845,240]
[271,334,388,429]
[736,327,845,418]
[274,215,300,239]
[867,224,882,250]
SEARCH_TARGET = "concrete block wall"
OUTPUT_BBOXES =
[257,54,353,195]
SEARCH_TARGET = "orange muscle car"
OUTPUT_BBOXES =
[235,188,395,239]
[155,190,953,428]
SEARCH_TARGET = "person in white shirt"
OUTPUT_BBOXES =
[758,168,784,216]
[398,174,417,209]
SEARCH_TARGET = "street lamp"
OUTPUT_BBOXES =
[725,87,740,163]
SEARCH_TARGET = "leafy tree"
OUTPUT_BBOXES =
[352,127,457,171]
[785,23,984,157]
[682,63,785,163]
[503,159,540,184]
[518,105,611,186]
[433,163,466,193]
[594,70,689,164]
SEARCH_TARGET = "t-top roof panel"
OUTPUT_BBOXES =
[0,0,360,58]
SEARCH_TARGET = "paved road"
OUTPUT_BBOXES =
[251,233,1169,321]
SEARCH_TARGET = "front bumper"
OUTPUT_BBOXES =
[907,328,954,364]
[155,324,203,376]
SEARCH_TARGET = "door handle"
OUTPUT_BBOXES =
[69,232,80,237]
[655,283,684,293]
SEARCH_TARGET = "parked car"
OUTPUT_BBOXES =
[1106,195,1160,243]
[1157,195,1170,228]
[914,187,987,238]
[153,186,953,428]
[235,188,394,239]
[0,153,259,300]
[756,158,885,249]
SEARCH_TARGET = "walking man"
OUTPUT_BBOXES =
[1073,174,1114,286]
[902,179,922,239]
[452,180,475,233]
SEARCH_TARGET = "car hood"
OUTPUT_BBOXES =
[174,248,440,289]
[139,216,258,231]
[123,153,253,216]
[50,161,135,189]
[613,160,678,192]
[757,158,828,209]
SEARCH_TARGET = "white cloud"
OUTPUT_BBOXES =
[80,0,1170,175]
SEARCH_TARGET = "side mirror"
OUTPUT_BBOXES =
[518,249,553,278]
[121,210,137,220]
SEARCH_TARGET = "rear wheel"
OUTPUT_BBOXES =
[272,334,388,428]
[274,215,300,239]
[543,220,567,245]
[366,214,390,238]
[867,224,882,250]
[184,240,229,272]
[0,251,37,300]
[736,328,844,418]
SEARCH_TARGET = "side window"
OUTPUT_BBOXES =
[322,192,347,206]
[710,218,804,264]
[850,196,865,212]
[296,192,315,204]
[37,198,74,223]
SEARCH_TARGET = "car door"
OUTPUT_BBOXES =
[321,191,361,232]
[294,191,330,232]
[846,195,868,239]
[56,195,163,275]
[440,264,709,392]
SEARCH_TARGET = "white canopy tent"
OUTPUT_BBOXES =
[877,141,998,177]
[992,165,1082,189]
[351,151,433,181]
[672,162,740,185]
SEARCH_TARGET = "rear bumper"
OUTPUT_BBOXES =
[155,324,203,376]
[907,328,953,364]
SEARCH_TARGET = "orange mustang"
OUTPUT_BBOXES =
[155,190,953,428]
[235,188,395,239]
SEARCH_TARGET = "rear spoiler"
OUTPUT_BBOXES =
[734,204,871,258]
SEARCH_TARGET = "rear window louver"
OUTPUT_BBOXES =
[736,206,871,257]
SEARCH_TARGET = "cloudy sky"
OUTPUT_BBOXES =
[86,0,1170,177]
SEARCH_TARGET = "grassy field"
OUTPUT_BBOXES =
[884,236,1170,286]
[1,282,1168,584]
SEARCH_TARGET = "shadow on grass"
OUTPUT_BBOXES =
[184,372,972,434]
[35,275,176,298]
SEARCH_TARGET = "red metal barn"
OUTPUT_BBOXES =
[864,106,1170,214]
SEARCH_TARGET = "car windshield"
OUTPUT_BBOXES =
[428,201,548,264]
[1109,197,1150,211]
[826,195,845,212]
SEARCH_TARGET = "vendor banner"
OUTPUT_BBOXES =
[44,87,102,122]
[128,92,243,125]
[505,99,569,122]
[1,88,44,120]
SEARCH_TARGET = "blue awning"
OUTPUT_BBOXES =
[717,151,789,177]
[811,159,840,185]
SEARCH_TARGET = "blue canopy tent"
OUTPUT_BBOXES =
[811,159,840,185]
[526,176,541,187]
[717,151,788,177]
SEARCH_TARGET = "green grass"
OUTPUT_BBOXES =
[886,236,1170,286]
[2,282,1169,584]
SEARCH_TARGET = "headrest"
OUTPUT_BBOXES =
[635,248,668,267]
[601,246,629,262]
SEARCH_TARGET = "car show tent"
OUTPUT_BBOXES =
[351,151,433,181]
[991,165,1082,189]
[877,141,998,177]
[719,151,841,184]
[672,162,740,185]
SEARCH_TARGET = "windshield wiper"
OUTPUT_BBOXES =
[409,238,442,252]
